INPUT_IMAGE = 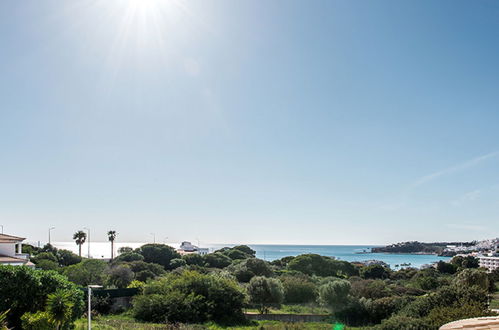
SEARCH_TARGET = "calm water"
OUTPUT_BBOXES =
[51,242,450,269]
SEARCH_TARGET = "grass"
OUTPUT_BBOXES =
[74,315,362,329]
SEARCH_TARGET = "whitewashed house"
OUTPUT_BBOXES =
[0,233,34,267]
[177,241,209,256]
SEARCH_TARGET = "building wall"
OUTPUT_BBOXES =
[0,243,15,256]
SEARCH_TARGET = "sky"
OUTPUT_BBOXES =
[1,0,499,245]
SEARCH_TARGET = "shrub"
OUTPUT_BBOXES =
[360,265,390,279]
[0,266,83,328]
[426,301,494,328]
[203,253,232,268]
[21,311,52,330]
[376,315,431,330]
[248,276,284,314]
[136,244,180,270]
[454,268,490,291]
[182,253,204,266]
[133,271,245,324]
[36,259,59,271]
[280,275,317,304]
[106,265,134,288]
[287,254,357,277]
[350,279,391,299]
[63,259,107,286]
[56,250,82,266]
[233,258,273,282]
[318,278,351,311]
[170,258,187,269]
[115,252,144,263]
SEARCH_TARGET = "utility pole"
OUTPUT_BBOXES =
[84,227,91,258]
[48,227,55,245]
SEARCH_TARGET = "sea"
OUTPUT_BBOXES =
[50,241,450,269]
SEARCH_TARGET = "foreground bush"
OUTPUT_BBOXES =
[248,276,285,314]
[132,270,245,324]
[0,266,83,328]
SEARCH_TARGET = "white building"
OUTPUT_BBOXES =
[0,234,34,267]
[478,255,499,272]
[177,241,209,256]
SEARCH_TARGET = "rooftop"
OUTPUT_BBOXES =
[0,233,25,243]
[440,316,499,329]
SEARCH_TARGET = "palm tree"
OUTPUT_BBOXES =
[46,290,74,330]
[107,230,117,260]
[73,230,87,257]
[0,309,9,330]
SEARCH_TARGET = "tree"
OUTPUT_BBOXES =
[46,290,74,330]
[360,264,390,279]
[437,261,457,274]
[233,258,273,282]
[287,254,357,277]
[203,252,232,268]
[247,276,284,314]
[318,278,351,311]
[118,246,133,254]
[106,265,134,288]
[107,230,117,260]
[56,249,81,266]
[136,244,180,270]
[115,252,144,263]
[170,258,187,269]
[454,268,490,291]
[127,261,165,281]
[0,266,83,328]
[36,259,59,271]
[182,253,204,266]
[63,259,107,286]
[72,231,87,257]
[451,255,479,269]
[280,275,317,304]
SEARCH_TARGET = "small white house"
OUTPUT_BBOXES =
[0,233,34,267]
[177,241,209,256]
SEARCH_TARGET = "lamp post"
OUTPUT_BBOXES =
[48,227,55,245]
[84,227,91,258]
[150,233,155,244]
[87,284,102,330]
[0,225,3,234]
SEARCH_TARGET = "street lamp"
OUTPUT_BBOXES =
[87,284,102,330]
[48,227,55,245]
[0,225,3,234]
[150,233,155,244]
[83,227,91,258]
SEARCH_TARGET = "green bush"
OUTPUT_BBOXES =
[115,252,144,263]
[318,278,351,311]
[233,258,273,282]
[21,311,52,330]
[133,270,245,324]
[170,258,187,269]
[360,265,390,279]
[287,254,357,277]
[280,275,317,304]
[136,244,180,270]
[36,259,60,271]
[182,253,204,266]
[63,259,107,286]
[375,315,432,330]
[0,266,83,328]
[247,276,284,314]
[203,253,232,268]
[106,265,134,288]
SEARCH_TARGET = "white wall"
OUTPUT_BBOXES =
[0,243,16,256]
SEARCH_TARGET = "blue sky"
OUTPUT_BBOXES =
[1,0,498,245]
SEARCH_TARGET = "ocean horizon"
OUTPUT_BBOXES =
[48,241,450,269]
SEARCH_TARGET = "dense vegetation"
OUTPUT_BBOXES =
[1,242,498,329]
[371,241,475,256]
